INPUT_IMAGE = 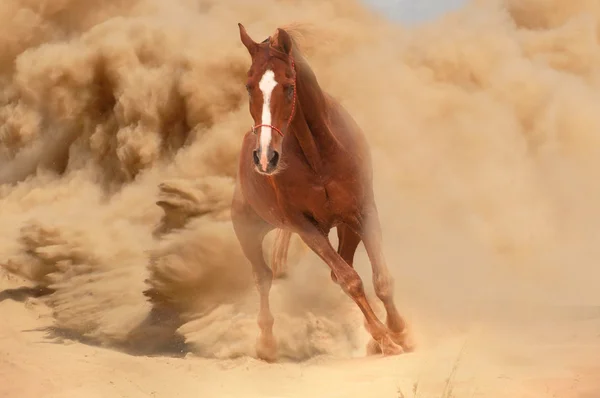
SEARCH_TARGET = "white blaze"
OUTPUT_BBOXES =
[258,69,277,171]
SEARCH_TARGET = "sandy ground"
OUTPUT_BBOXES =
[2,270,599,398]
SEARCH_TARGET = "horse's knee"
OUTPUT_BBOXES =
[374,272,394,302]
[258,310,274,331]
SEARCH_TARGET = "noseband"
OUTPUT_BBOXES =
[250,58,297,137]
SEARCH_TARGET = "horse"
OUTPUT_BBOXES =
[231,23,413,362]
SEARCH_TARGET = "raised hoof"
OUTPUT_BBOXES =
[256,335,278,363]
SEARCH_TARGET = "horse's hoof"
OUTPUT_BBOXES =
[256,335,278,363]
[380,335,405,356]
[366,336,404,356]
[390,330,416,353]
[400,335,416,353]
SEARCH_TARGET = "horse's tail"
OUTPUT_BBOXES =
[270,229,293,279]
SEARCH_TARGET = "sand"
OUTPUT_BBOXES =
[2,270,599,398]
[1,0,600,397]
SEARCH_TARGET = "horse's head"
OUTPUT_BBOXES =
[238,23,297,175]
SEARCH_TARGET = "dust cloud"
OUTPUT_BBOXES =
[1,0,599,364]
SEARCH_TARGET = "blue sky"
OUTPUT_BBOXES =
[362,0,468,24]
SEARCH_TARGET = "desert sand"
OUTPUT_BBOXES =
[1,0,600,397]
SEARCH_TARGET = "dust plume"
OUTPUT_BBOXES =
[1,0,600,374]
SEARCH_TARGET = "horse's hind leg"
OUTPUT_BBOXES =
[330,224,361,283]
[231,191,277,362]
[270,229,292,279]
[361,203,413,353]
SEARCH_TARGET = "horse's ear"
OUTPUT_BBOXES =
[238,23,258,56]
[275,28,293,55]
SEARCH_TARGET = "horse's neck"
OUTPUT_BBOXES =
[291,64,334,175]
[290,106,323,174]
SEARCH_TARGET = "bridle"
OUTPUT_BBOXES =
[250,57,297,137]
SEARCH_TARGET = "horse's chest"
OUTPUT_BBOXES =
[242,172,330,226]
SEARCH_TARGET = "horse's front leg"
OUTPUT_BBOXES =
[231,190,278,362]
[296,220,403,356]
[360,203,414,353]
[270,229,292,279]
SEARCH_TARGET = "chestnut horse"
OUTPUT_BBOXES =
[231,23,413,362]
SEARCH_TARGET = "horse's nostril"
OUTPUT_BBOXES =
[252,150,260,166]
[269,150,280,167]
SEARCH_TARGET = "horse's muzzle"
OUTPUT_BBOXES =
[253,148,280,173]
